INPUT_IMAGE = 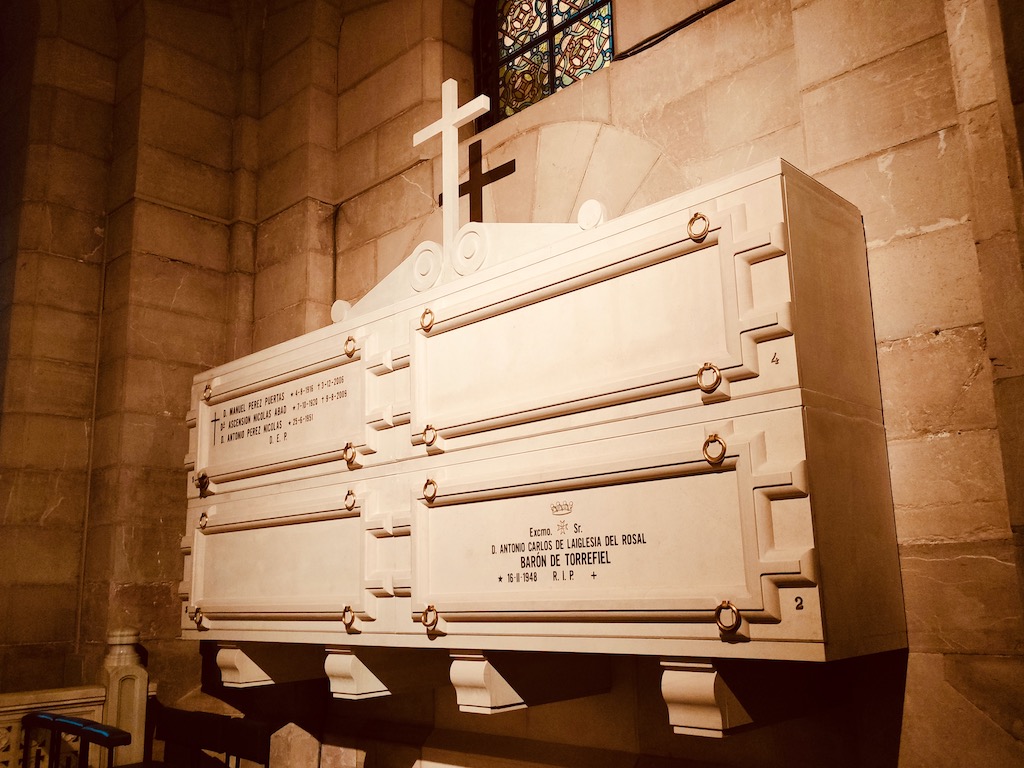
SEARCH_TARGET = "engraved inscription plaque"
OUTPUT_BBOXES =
[199,363,363,483]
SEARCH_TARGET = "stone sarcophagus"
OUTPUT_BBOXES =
[181,159,906,736]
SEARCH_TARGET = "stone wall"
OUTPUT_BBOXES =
[1,0,1023,764]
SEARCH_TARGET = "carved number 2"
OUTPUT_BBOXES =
[794,596,804,611]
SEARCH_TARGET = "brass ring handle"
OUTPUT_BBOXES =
[687,212,710,241]
[344,336,357,358]
[344,490,356,511]
[422,425,437,447]
[702,434,727,465]
[343,442,356,464]
[423,478,438,503]
[198,511,208,530]
[202,384,213,402]
[714,600,741,634]
[420,308,434,331]
[696,362,722,394]
[421,604,439,630]
[192,608,204,628]
[341,605,355,628]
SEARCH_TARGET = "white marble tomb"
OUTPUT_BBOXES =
[181,128,906,735]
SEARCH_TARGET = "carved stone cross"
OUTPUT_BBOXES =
[413,79,490,258]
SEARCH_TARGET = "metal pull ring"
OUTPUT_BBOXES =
[423,478,438,503]
[696,362,722,394]
[422,425,437,447]
[421,605,439,630]
[420,308,434,332]
[703,434,727,465]
[198,511,209,530]
[344,336,357,358]
[343,442,356,465]
[192,608,204,629]
[715,600,741,634]
[687,212,710,241]
[202,384,213,402]
[344,490,357,511]
[341,605,355,629]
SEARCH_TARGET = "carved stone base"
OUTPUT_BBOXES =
[661,660,753,737]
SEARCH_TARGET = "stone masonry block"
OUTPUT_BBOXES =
[802,34,958,171]
[335,241,377,305]
[264,0,315,69]
[123,356,199,415]
[233,114,259,172]
[792,0,945,90]
[376,102,442,183]
[119,411,189,470]
[12,250,103,310]
[2,358,95,418]
[128,251,229,322]
[33,38,116,103]
[337,0,422,92]
[900,539,1024,654]
[230,221,256,273]
[944,0,999,112]
[1,526,81,586]
[259,86,336,167]
[337,47,423,147]
[0,468,87,526]
[142,39,235,117]
[888,428,1007,526]
[47,87,113,161]
[232,167,257,222]
[705,48,799,154]
[336,130,379,203]
[867,224,985,342]
[56,0,117,59]
[613,0,702,54]
[88,415,121,470]
[6,585,78,644]
[116,465,193,527]
[138,85,233,171]
[253,303,307,352]
[994,374,1024,529]
[973,232,1024,376]
[125,304,226,369]
[302,299,332,334]
[132,199,230,272]
[254,259,310,322]
[107,581,182,641]
[336,161,435,250]
[19,202,106,265]
[0,413,90,470]
[135,144,232,221]
[95,358,125,419]
[257,144,336,221]
[25,145,108,215]
[877,326,998,439]
[899,653,1024,765]
[576,125,661,219]
[534,121,603,224]
[106,148,139,213]
[962,102,1018,242]
[817,129,972,248]
[261,38,337,116]
[256,197,334,269]
[145,1,235,71]
[115,40,143,102]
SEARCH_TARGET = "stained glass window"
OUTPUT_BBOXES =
[476,0,613,124]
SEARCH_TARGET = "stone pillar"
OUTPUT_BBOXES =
[102,628,148,766]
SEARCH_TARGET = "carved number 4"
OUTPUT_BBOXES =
[794,596,804,610]
[771,353,780,365]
